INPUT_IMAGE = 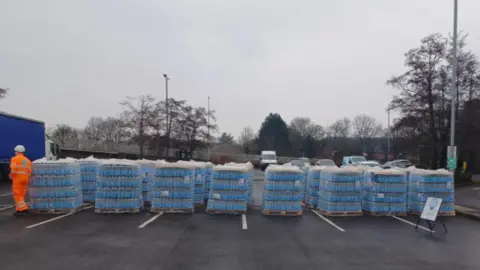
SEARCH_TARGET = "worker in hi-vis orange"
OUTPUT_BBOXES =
[9,145,32,216]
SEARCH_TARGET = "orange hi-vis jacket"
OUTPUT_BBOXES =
[10,153,32,212]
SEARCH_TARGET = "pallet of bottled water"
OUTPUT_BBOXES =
[150,161,195,214]
[305,166,322,208]
[362,168,407,216]
[187,161,207,206]
[78,156,99,203]
[95,159,143,214]
[204,162,213,200]
[206,164,249,215]
[245,162,254,207]
[262,164,304,216]
[29,158,83,214]
[136,159,155,206]
[317,167,363,216]
[407,169,455,216]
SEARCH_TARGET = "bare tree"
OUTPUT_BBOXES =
[289,117,325,139]
[178,105,218,155]
[83,117,105,143]
[101,117,126,143]
[52,124,79,148]
[120,95,156,157]
[154,98,187,157]
[0,87,7,99]
[238,126,256,154]
[327,117,351,138]
[352,114,383,153]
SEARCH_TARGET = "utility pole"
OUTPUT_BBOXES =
[387,107,391,161]
[207,96,211,160]
[163,74,170,158]
[447,0,458,173]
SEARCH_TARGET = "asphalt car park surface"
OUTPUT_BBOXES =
[0,177,479,269]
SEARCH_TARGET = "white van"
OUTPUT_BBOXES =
[260,150,277,171]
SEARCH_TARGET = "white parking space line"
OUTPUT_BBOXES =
[391,215,434,233]
[138,212,163,228]
[0,193,13,197]
[0,205,14,211]
[310,209,346,232]
[25,205,93,229]
[473,187,480,191]
[241,214,248,230]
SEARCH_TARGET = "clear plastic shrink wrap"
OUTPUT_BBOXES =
[204,162,213,200]
[29,158,83,212]
[150,161,195,213]
[77,156,99,203]
[362,168,407,215]
[262,164,304,215]
[305,166,323,208]
[317,166,363,216]
[136,159,155,204]
[95,159,142,213]
[206,163,249,214]
[408,169,455,215]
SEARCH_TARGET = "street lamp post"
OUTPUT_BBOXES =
[207,96,211,160]
[163,74,170,158]
[447,0,458,173]
[387,107,391,161]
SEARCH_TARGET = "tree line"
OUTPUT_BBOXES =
[49,95,217,158]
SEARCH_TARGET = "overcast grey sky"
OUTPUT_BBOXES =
[1,0,479,137]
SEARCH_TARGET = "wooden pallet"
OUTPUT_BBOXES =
[206,209,246,215]
[317,209,363,217]
[29,207,82,215]
[149,208,194,214]
[363,211,407,217]
[262,210,302,216]
[94,208,141,214]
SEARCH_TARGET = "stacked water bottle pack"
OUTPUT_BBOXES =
[78,156,99,203]
[136,159,155,205]
[407,169,455,215]
[29,158,83,213]
[305,166,322,208]
[188,161,207,206]
[95,159,143,213]
[362,168,407,215]
[204,162,213,200]
[317,166,363,216]
[262,164,304,216]
[150,161,196,213]
[245,162,254,206]
[206,164,249,214]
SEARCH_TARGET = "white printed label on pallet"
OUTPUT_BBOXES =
[213,193,221,200]
[184,176,190,183]
[355,181,361,189]
[295,180,301,188]
[446,182,452,189]
[160,190,169,197]
[377,193,385,199]
[238,178,245,185]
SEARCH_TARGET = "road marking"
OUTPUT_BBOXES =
[138,212,163,228]
[25,205,93,229]
[390,215,434,233]
[0,205,14,211]
[310,209,346,232]
[473,187,480,191]
[241,214,248,230]
[0,192,12,197]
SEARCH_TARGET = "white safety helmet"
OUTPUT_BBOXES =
[14,145,26,153]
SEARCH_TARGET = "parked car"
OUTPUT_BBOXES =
[291,158,310,169]
[342,156,367,166]
[383,159,412,169]
[316,159,336,167]
[359,160,381,167]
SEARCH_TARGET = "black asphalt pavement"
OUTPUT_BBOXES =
[0,178,479,269]
[455,184,480,210]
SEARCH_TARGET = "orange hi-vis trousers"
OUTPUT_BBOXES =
[10,153,32,212]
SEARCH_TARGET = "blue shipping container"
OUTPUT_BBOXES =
[0,112,46,164]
